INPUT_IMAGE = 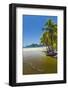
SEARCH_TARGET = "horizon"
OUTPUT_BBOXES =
[24,43,45,48]
[23,15,57,47]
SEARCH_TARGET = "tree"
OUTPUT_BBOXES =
[40,19,57,52]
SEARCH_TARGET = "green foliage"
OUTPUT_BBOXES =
[40,19,57,51]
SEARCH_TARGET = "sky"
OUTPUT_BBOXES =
[23,15,57,47]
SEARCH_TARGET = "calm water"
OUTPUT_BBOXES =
[23,51,57,75]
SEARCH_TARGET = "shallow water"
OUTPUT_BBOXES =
[23,51,57,75]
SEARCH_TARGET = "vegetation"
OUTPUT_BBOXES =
[23,19,57,75]
[40,19,57,55]
[25,44,44,48]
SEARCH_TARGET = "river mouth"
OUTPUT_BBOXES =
[23,50,57,75]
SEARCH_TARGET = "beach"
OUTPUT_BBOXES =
[23,47,57,75]
[23,47,47,51]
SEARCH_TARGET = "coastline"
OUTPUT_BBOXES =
[23,47,47,51]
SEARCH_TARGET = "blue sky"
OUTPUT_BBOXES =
[23,15,57,47]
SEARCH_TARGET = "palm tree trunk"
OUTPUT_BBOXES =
[50,31,54,52]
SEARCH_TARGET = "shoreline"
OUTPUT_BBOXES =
[23,47,47,51]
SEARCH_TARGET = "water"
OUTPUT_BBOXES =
[23,50,57,75]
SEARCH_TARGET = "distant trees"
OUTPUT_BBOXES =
[40,19,57,52]
[25,43,44,48]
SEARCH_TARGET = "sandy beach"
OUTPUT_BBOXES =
[23,47,57,75]
[23,47,47,51]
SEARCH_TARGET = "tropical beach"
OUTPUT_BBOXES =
[23,15,57,75]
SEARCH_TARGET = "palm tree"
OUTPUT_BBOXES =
[40,31,51,49]
[43,19,57,51]
[40,19,57,55]
[52,24,57,51]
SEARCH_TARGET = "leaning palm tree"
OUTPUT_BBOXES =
[40,19,57,56]
[40,31,51,50]
[52,24,57,51]
[42,19,56,51]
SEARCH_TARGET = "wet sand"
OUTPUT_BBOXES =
[23,49,57,75]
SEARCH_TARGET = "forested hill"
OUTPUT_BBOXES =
[24,44,45,48]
